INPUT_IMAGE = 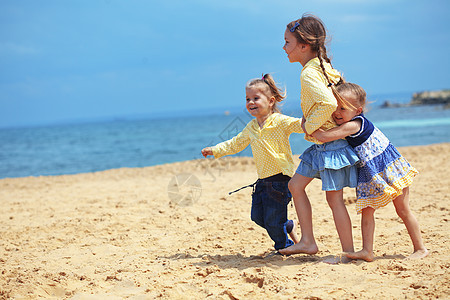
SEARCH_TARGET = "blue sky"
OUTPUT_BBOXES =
[1,0,449,128]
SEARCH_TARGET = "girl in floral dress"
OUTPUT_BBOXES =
[312,82,428,262]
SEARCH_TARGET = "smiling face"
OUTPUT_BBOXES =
[245,86,274,125]
[332,93,363,125]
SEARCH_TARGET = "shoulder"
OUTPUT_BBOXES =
[266,113,286,127]
[274,113,301,124]
[301,66,321,81]
[349,114,373,139]
[351,115,365,124]
[346,119,363,133]
[359,114,373,125]
[301,66,329,90]
[239,119,257,133]
[354,114,374,130]
[274,113,292,120]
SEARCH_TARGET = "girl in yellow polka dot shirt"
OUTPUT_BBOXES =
[201,74,304,251]
[279,14,360,262]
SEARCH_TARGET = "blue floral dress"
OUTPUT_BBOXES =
[346,115,418,213]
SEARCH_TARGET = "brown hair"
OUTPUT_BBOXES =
[246,73,286,113]
[287,14,354,109]
[335,82,367,110]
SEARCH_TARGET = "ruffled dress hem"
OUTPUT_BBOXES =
[355,167,418,214]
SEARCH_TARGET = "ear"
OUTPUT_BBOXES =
[269,96,276,107]
[356,107,363,115]
[300,43,310,52]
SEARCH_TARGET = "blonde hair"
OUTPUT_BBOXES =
[246,73,286,113]
[287,13,355,110]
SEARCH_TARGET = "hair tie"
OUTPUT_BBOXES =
[328,83,333,87]
[261,74,265,81]
[290,21,300,33]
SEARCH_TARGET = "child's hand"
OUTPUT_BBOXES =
[301,117,309,136]
[201,147,213,158]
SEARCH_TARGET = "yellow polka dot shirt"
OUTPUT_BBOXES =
[301,57,342,144]
[212,113,303,179]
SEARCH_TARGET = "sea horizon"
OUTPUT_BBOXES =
[1,91,449,179]
[0,90,420,130]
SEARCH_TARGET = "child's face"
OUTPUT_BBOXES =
[332,95,363,125]
[283,29,311,65]
[246,87,274,121]
[283,29,302,63]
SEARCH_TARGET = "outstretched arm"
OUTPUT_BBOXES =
[312,120,361,143]
[282,115,304,134]
[201,125,251,159]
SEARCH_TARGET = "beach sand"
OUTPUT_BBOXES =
[0,143,449,299]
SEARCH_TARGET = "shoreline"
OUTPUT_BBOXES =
[1,143,449,299]
[1,140,448,181]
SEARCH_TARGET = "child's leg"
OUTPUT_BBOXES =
[393,187,428,259]
[347,207,375,262]
[286,220,300,244]
[278,174,317,255]
[260,181,295,250]
[263,200,294,250]
[325,189,354,253]
[251,190,265,229]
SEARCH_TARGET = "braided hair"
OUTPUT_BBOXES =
[287,14,355,109]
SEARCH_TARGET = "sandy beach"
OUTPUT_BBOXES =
[0,143,449,299]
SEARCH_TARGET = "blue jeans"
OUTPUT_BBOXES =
[251,178,294,250]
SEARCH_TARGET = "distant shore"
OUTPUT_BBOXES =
[381,89,450,108]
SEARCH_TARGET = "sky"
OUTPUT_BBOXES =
[0,0,449,128]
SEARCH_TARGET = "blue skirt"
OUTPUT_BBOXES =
[296,139,359,191]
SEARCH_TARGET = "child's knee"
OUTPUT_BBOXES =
[394,205,411,220]
[327,199,344,211]
[362,207,375,216]
[251,209,264,227]
[325,190,344,208]
[288,178,304,195]
[288,179,296,193]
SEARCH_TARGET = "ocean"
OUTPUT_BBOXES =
[1,100,449,179]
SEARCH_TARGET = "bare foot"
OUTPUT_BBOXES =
[288,222,300,244]
[323,254,353,264]
[278,241,318,256]
[406,249,429,260]
[346,249,375,262]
